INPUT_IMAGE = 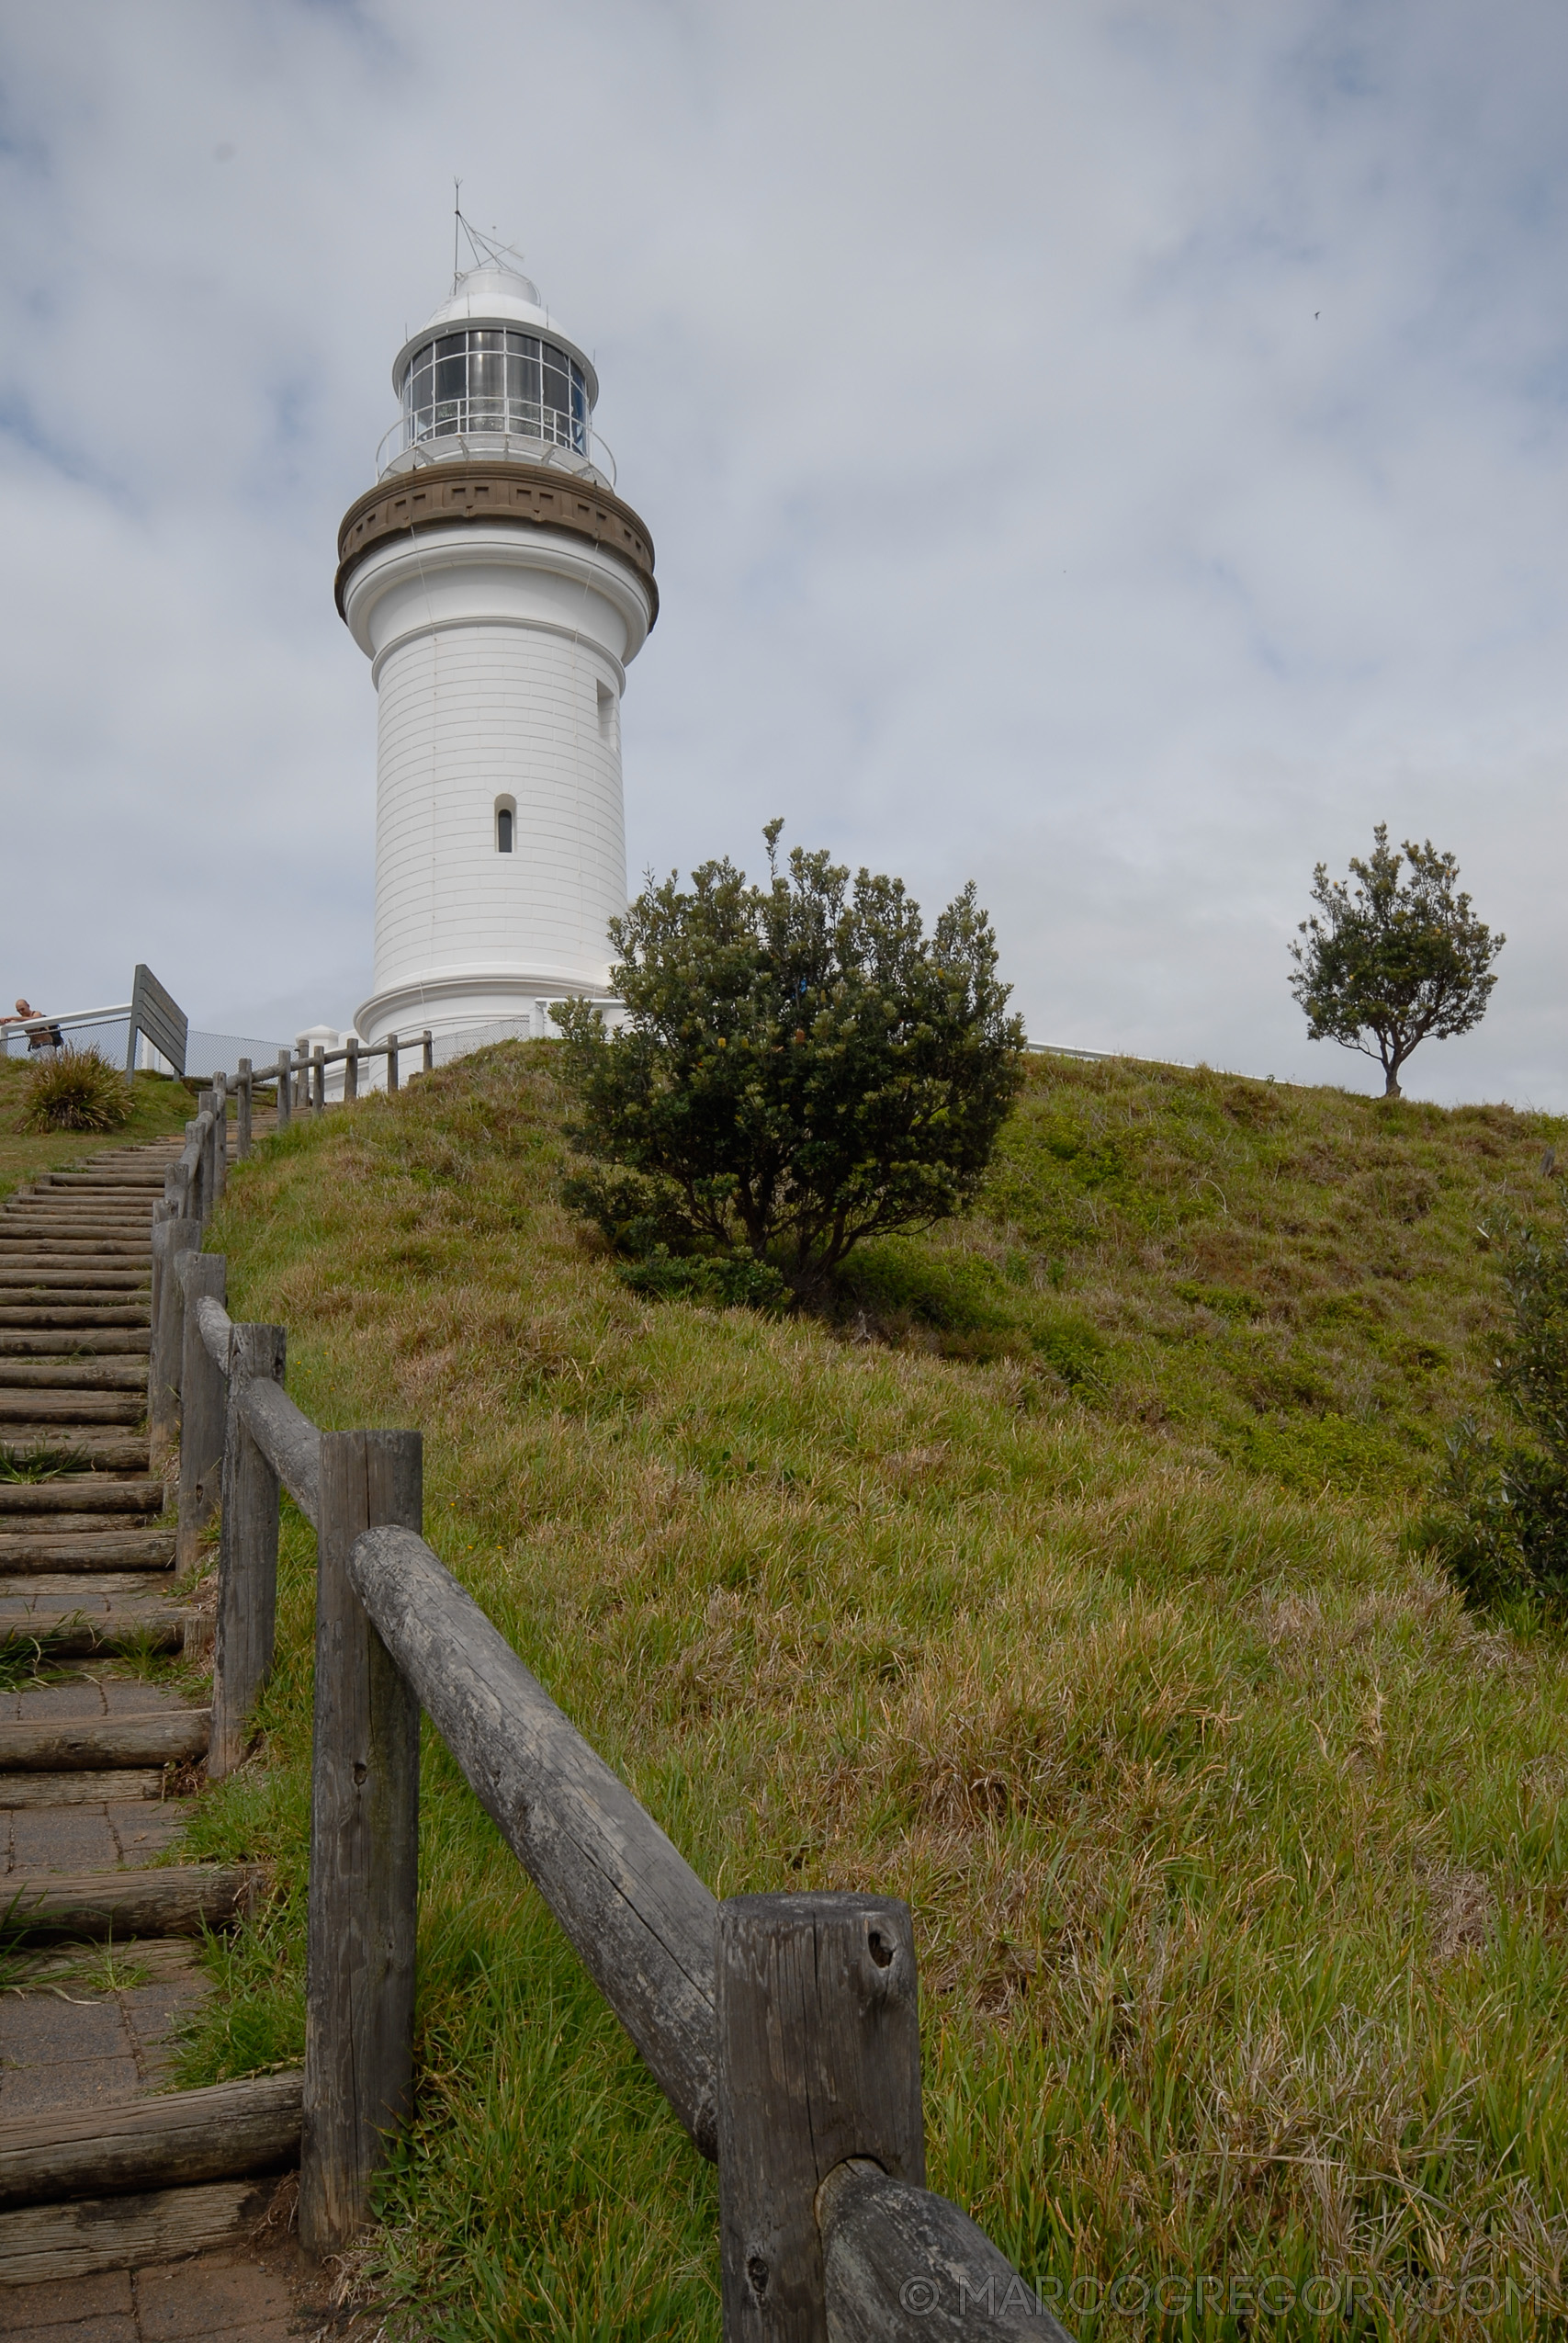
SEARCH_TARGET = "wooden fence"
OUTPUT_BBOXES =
[151,1092,1073,2339]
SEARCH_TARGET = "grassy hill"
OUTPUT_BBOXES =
[186,1047,1567,2339]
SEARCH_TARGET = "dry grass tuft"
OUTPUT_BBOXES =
[17,1045,132,1133]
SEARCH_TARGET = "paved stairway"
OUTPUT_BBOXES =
[0,1132,344,2335]
[0,1139,185,1655]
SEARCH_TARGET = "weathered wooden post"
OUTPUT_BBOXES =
[175,1252,227,1575]
[344,1036,358,1102]
[183,1119,204,1226]
[421,1029,434,1075]
[311,1045,325,1115]
[209,1322,287,1779]
[148,1217,200,1478]
[164,1149,189,1221]
[197,1092,218,1218]
[236,1059,252,1160]
[716,1894,924,2341]
[300,1430,423,2257]
[211,1071,228,1205]
[385,1033,400,1095]
[275,1049,292,1133]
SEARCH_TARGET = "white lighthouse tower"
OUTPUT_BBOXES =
[337,239,658,1048]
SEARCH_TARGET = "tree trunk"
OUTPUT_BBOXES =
[1383,1070,1403,1097]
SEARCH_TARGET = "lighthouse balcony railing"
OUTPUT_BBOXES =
[375,408,617,489]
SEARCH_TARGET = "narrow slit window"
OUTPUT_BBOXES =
[496,798,515,853]
[596,680,615,737]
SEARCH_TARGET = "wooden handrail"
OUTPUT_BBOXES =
[348,1522,720,2157]
[818,2160,1075,2340]
[236,1375,321,1527]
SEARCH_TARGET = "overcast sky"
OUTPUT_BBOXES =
[1,1,1563,1105]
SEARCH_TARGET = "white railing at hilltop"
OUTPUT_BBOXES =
[1,1000,133,1055]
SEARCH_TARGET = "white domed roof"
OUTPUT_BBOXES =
[391,264,598,408]
[422,264,546,330]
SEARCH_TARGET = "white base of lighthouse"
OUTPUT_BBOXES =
[355,967,621,1047]
[341,514,655,1051]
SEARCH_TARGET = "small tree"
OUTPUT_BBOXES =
[1288,825,1503,1097]
[555,823,1025,1301]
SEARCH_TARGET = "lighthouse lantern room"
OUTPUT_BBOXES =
[336,230,658,1048]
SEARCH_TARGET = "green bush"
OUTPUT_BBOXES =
[1421,1202,1568,1603]
[616,1245,789,1313]
[557,822,1024,1301]
[18,1046,132,1134]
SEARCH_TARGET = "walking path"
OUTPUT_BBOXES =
[0,1134,384,2339]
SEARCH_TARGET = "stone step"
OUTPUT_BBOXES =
[0,1361,149,1388]
[39,1175,173,1191]
[0,1240,154,1254]
[0,1240,152,1255]
[6,1191,160,1205]
[4,1865,259,1941]
[4,1208,157,1221]
[0,1608,186,1654]
[0,1570,178,1611]
[0,1270,149,1292]
[0,1435,151,1472]
[0,2177,279,2284]
[0,2072,299,2213]
[0,1534,174,1569]
[0,1392,145,1424]
[5,1865,260,1941]
[0,1706,209,1771]
[0,1243,152,1262]
[0,1480,164,1514]
[0,1513,164,1536]
[0,1770,175,1807]
[0,1309,150,1332]
[0,1568,176,1602]
[0,1340,148,1359]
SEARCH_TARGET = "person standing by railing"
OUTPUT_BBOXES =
[3,997,65,1050]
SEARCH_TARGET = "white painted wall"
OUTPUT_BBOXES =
[344,522,654,1044]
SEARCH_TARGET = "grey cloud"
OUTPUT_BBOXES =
[0,0,1562,1102]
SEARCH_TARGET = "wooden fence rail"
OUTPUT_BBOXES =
[226,1028,435,1147]
[152,1125,1073,2339]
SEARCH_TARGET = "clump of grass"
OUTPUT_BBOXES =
[0,1443,90,1483]
[0,1624,80,1692]
[17,1045,132,1134]
[109,1625,185,1684]
[184,1046,1568,2336]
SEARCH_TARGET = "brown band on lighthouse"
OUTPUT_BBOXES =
[334,459,658,624]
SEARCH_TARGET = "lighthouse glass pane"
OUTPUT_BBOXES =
[468,332,506,427]
[506,334,541,428]
[400,328,590,453]
[434,336,466,401]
